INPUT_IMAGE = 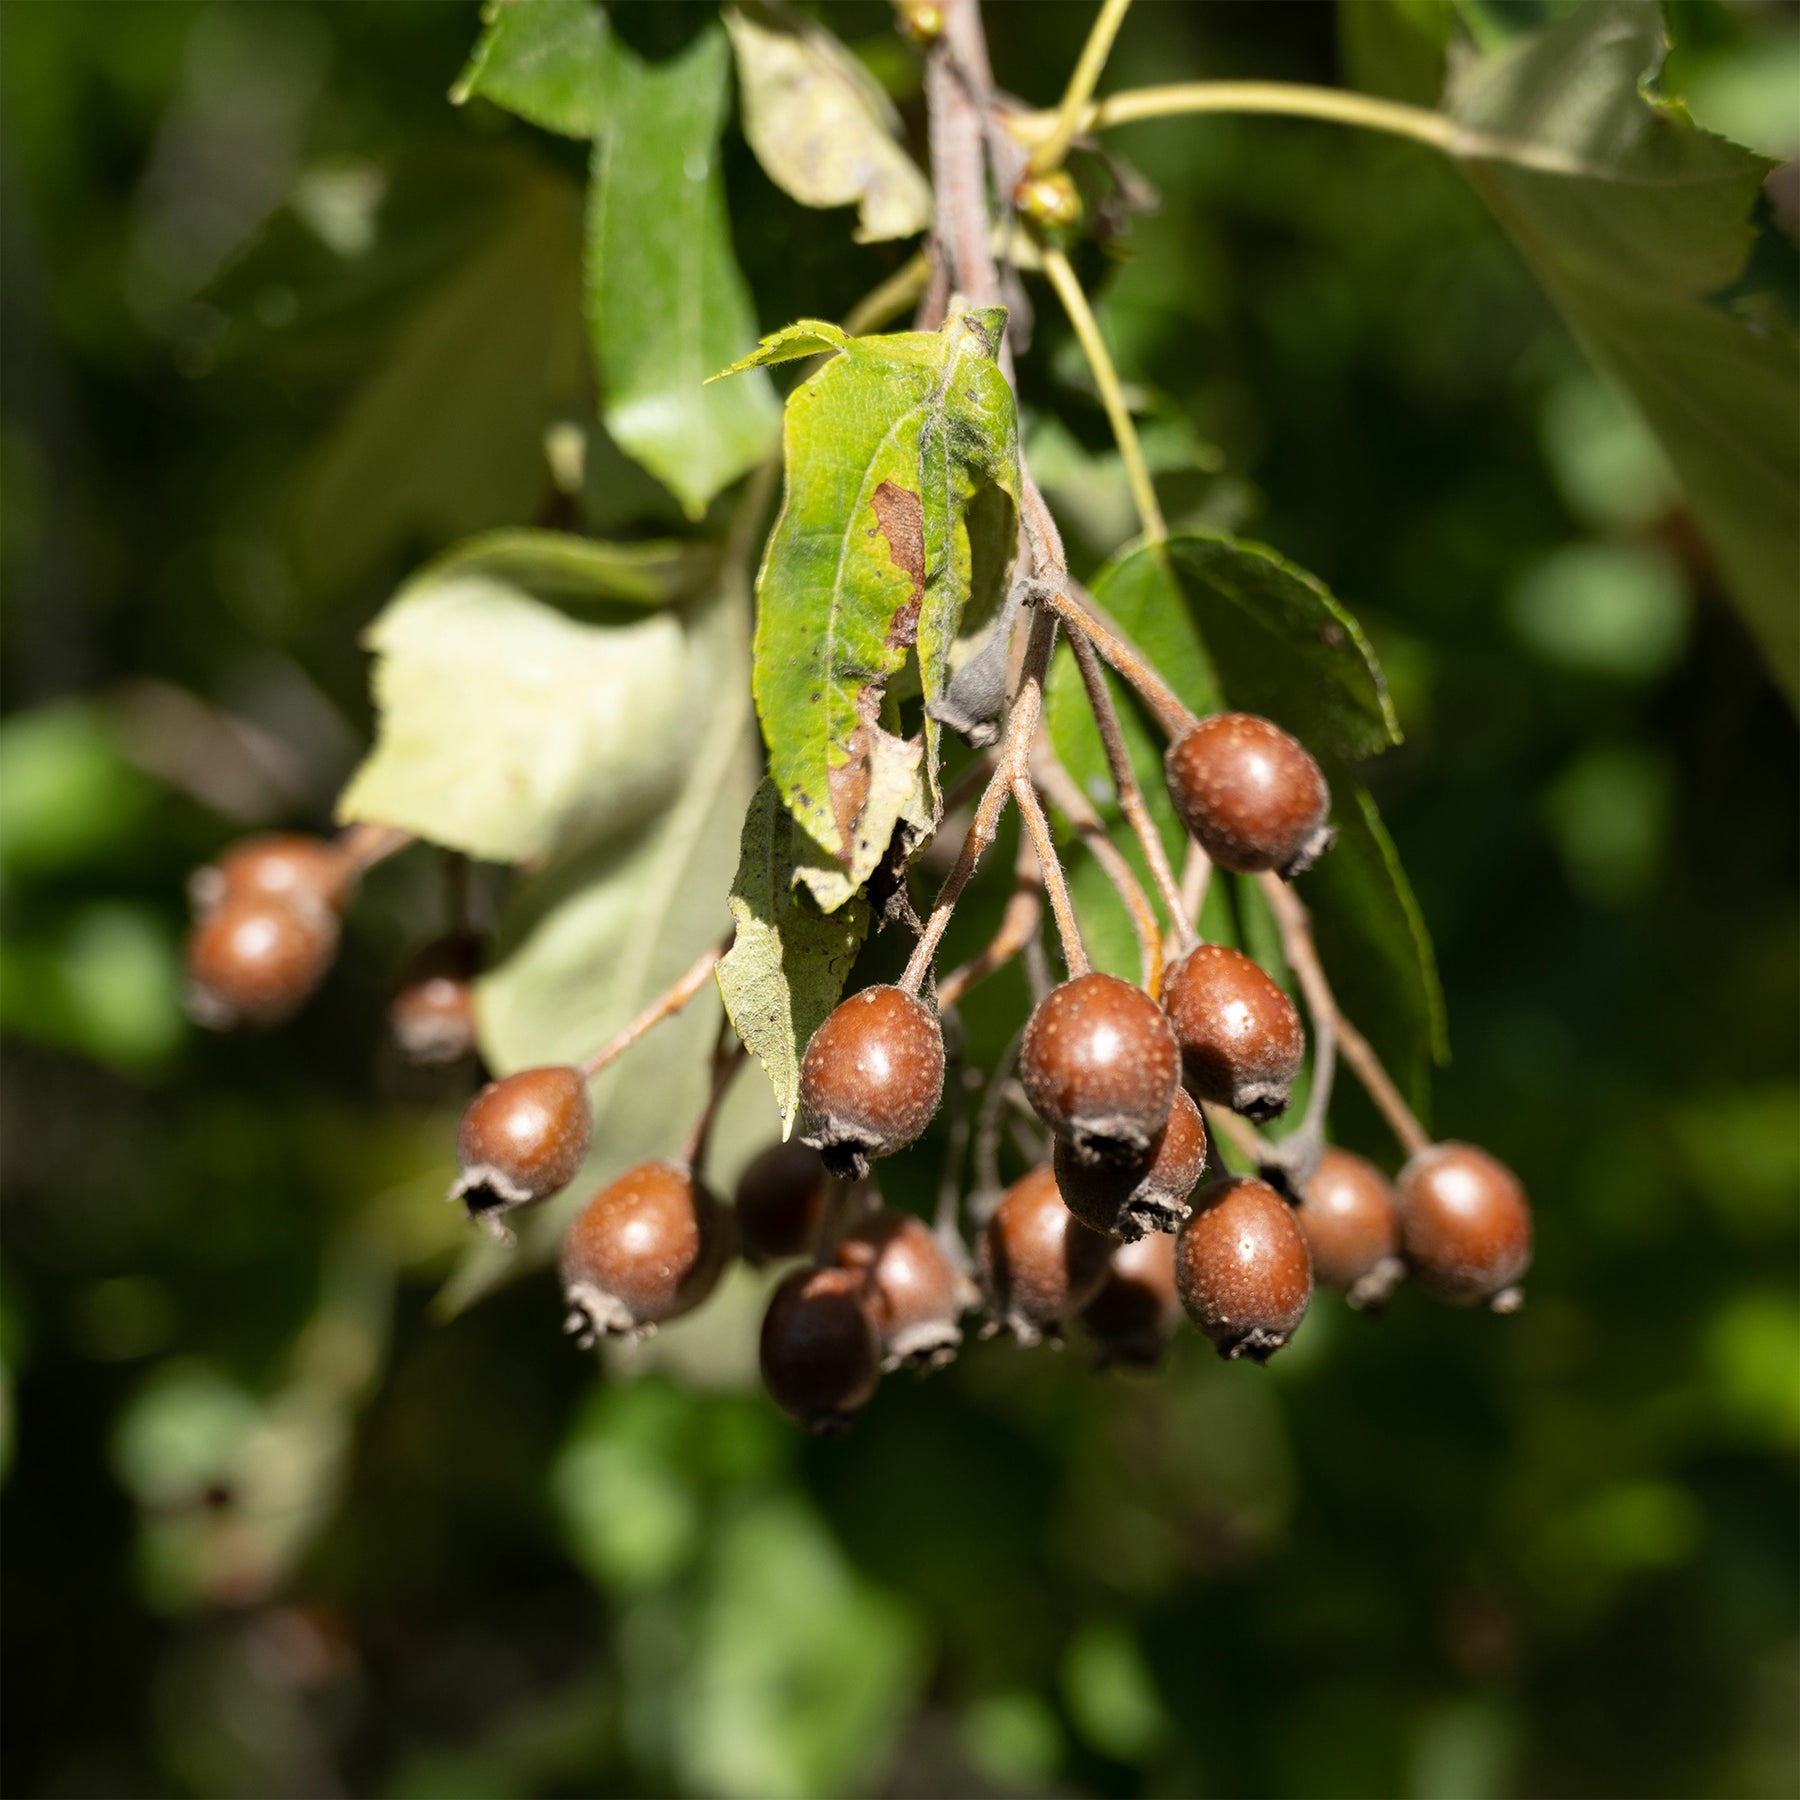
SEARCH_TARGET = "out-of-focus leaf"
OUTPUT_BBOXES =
[0,703,156,877]
[418,526,718,609]
[723,1,931,243]
[725,308,1017,859]
[717,778,869,1136]
[1337,0,1451,108]
[1507,542,1689,679]
[589,28,779,517]
[336,555,694,865]
[1446,0,1799,698]
[452,0,616,138]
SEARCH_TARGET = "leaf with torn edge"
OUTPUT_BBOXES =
[717,778,871,1136]
[723,0,931,243]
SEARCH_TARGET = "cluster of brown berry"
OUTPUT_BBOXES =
[185,703,1532,1438]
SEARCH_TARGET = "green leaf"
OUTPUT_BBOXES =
[717,778,870,1136]
[589,28,780,517]
[723,1,931,243]
[1337,0,1451,107]
[452,0,616,138]
[1445,0,1799,698]
[732,308,1017,863]
[416,526,718,609]
[335,548,696,865]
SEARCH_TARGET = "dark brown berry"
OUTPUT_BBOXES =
[560,1159,734,1343]
[799,985,945,1177]
[1296,1148,1405,1310]
[452,1065,591,1230]
[760,1264,882,1435]
[1053,1087,1207,1241]
[1396,1142,1532,1310]
[836,1210,973,1371]
[734,1140,832,1263]
[977,1164,1114,1346]
[389,936,479,1065]
[1080,1231,1183,1370]
[1175,1175,1313,1362]
[185,893,339,1029]
[1165,713,1333,877]
[1019,972,1180,1164]
[190,833,354,917]
[1162,943,1304,1121]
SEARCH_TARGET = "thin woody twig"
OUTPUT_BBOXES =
[1011,770,1088,977]
[1179,838,1213,935]
[1256,875,1337,1186]
[938,830,1043,1008]
[579,938,729,1081]
[1024,580,1195,741]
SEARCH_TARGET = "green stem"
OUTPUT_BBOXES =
[1029,0,1135,175]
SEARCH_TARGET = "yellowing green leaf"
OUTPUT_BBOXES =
[452,0,616,138]
[417,526,718,610]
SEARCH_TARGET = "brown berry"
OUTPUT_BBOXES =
[1297,1148,1405,1310]
[977,1164,1114,1346]
[1080,1231,1183,1370]
[560,1159,734,1343]
[1175,1175,1313,1362]
[452,1065,591,1231]
[1053,1087,1208,1241]
[389,936,479,1066]
[734,1140,832,1263]
[1396,1142,1532,1310]
[1162,943,1304,1122]
[1165,713,1333,877]
[799,985,945,1177]
[836,1209,973,1371]
[190,833,354,917]
[1019,972,1180,1164]
[760,1264,882,1435]
[185,893,339,1029]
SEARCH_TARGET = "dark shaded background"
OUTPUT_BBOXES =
[2,3,1796,1796]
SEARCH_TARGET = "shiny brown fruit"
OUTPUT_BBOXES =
[1175,1175,1313,1362]
[560,1159,734,1343]
[1019,972,1181,1164]
[734,1140,832,1263]
[1396,1142,1533,1310]
[452,1065,591,1230]
[1161,943,1304,1122]
[1080,1231,1183,1370]
[760,1264,882,1435]
[836,1209,973,1371]
[389,936,479,1066]
[185,893,339,1029]
[1296,1148,1405,1310]
[977,1164,1115,1346]
[1164,713,1333,877]
[189,833,354,917]
[798,985,945,1177]
[1053,1087,1208,1241]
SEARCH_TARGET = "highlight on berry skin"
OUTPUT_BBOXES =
[452,1066,593,1234]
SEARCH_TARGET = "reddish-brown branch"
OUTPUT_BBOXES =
[938,831,1042,1009]
[1011,769,1089,978]
[578,937,729,1081]
[1025,580,1195,742]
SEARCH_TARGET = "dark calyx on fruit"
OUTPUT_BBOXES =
[1053,1087,1207,1241]
[389,935,479,1066]
[734,1139,832,1263]
[977,1164,1115,1347]
[560,1159,734,1344]
[1019,971,1181,1164]
[452,1064,591,1231]
[1175,1175,1313,1362]
[760,1264,882,1435]
[185,893,340,1029]
[1297,1147,1405,1311]
[1165,712,1333,878]
[1396,1141,1532,1311]
[836,1209,973,1372]
[798,985,945,1178]
[1080,1231,1183,1370]
[1161,943,1304,1122]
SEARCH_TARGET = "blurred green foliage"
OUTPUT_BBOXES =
[2,3,1796,1797]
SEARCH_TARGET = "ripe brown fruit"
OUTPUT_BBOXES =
[798,985,945,1176]
[1175,1175,1313,1362]
[1296,1147,1405,1310]
[560,1159,734,1344]
[1080,1231,1183,1370]
[1164,712,1333,878]
[977,1164,1115,1346]
[1161,943,1304,1121]
[189,833,354,917]
[760,1264,882,1435]
[734,1140,832,1263]
[1396,1142,1533,1310]
[389,936,479,1066]
[836,1209,974,1371]
[452,1065,591,1229]
[185,893,340,1029]
[1019,971,1180,1164]
[1053,1087,1208,1241]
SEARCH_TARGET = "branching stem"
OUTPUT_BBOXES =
[1025,580,1195,741]
[578,938,728,1081]
[1011,770,1089,978]
[938,830,1042,1008]
[1029,0,1135,176]
[338,822,411,877]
